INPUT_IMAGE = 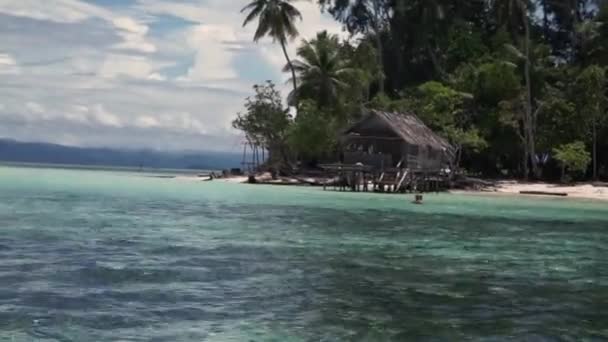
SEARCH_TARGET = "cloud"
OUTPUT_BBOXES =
[183,24,239,81]
[0,53,19,74]
[25,101,45,114]
[0,0,110,24]
[135,115,161,128]
[0,0,155,55]
[100,54,157,79]
[90,104,123,127]
[147,72,166,81]
[0,0,344,151]
[136,0,345,82]
[112,17,157,53]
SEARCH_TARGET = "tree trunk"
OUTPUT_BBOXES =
[523,146,529,180]
[374,31,385,94]
[280,39,298,111]
[593,119,598,180]
[522,5,539,179]
[542,0,550,38]
[427,46,448,81]
[371,0,386,94]
[455,145,463,170]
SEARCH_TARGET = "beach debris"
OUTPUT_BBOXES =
[519,190,568,197]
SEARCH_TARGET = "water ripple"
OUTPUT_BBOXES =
[1,167,608,340]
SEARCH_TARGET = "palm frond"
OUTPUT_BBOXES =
[253,8,273,42]
[504,43,525,60]
[242,0,266,26]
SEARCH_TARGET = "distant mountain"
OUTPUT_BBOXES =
[0,139,242,170]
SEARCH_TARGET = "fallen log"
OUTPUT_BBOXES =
[520,191,568,197]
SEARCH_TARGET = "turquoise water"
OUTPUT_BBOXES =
[0,166,607,341]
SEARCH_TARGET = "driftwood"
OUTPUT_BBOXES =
[520,191,568,197]
[451,176,496,190]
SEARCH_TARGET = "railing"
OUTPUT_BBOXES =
[343,152,393,169]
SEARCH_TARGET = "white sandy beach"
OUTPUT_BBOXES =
[173,173,608,201]
[173,174,249,183]
[464,181,608,202]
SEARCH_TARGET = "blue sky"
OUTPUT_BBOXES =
[0,0,343,152]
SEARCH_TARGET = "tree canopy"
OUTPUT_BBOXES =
[235,0,608,180]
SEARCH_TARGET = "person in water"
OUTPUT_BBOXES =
[413,194,423,204]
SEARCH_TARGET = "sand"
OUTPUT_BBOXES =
[173,175,248,183]
[463,180,608,201]
[174,172,608,201]
[217,176,249,183]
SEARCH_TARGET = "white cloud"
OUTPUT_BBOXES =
[112,17,148,35]
[0,53,20,74]
[0,0,345,151]
[100,54,153,79]
[0,0,155,55]
[147,72,166,81]
[135,115,161,128]
[112,17,156,53]
[137,0,345,84]
[25,101,45,114]
[91,104,122,127]
[22,101,52,121]
[64,106,90,124]
[0,0,110,24]
[184,24,239,81]
[133,111,209,134]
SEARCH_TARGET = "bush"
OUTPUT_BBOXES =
[553,141,591,181]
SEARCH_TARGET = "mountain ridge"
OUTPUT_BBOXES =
[0,139,242,170]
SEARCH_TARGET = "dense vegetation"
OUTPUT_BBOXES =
[236,0,608,181]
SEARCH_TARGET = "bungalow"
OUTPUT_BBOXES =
[340,110,455,171]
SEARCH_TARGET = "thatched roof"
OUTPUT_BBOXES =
[343,110,454,154]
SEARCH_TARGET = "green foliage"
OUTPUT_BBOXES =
[368,93,393,111]
[575,65,607,131]
[446,23,488,69]
[288,100,336,160]
[232,82,291,160]
[475,62,521,105]
[233,0,608,179]
[287,31,355,108]
[416,81,464,128]
[553,141,591,174]
[447,127,488,153]
[368,93,412,113]
[536,91,578,150]
[413,81,487,160]
[339,39,380,102]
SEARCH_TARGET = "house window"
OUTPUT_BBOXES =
[409,145,419,156]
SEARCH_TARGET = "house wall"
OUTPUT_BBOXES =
[401,142,444,170]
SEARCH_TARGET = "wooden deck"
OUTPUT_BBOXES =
[320,163,449,194]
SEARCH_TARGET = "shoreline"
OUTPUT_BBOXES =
[174,172,608,202]
[453,180,608,202]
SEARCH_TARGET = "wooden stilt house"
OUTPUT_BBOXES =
[341,110,455,171]
[321,110,455,193]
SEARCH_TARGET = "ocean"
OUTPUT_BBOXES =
[0,165,607,341]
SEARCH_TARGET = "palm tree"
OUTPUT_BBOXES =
[285,31,355,108]
[318,0,390,93]
[491,0,540,179]
[242,0,303,108]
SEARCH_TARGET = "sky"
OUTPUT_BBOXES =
[0,0,344,152]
